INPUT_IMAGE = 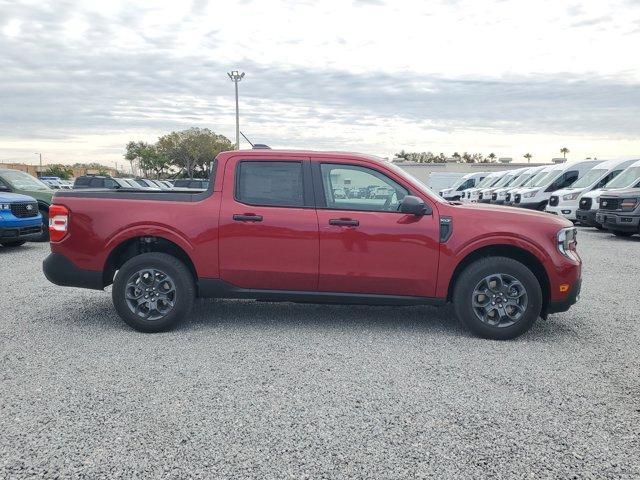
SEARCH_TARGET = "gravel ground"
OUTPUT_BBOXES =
[1,229,639,479]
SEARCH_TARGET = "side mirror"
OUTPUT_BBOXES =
[399,195,432,216]
[0,184,10,192]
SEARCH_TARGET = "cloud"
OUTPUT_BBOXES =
[0,0,639,164]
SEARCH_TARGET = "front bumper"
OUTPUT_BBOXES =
[545,205,577,220]
[547,279,582,315]
[43,253,105,290]
[516,201,547,210]
[576,209,598,226]
[595,211,640,232]
[0,224,42,242]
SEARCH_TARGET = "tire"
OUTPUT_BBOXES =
[34,208,49,242]
[453,256,543,340]
[112,252,195,332]
[612,230,634,237]
[1,240,26,247]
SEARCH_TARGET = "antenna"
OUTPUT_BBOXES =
[240,131,253,148]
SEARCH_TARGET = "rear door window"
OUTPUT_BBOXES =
[236,161,304,207]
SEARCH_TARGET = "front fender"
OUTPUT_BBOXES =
[435,233,553,299]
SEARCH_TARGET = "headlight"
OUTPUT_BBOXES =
[0,204,10,210]
[562,192,580,201]
[523,190,539,198]
[557,227,578,259]
[621,198,638,211]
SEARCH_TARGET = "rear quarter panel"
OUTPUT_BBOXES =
[50,195,221,278]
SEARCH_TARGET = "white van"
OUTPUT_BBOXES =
[438,172,488,201]
[545,158,638,220]
[504,166,554,206]
[477,167,529,203]
[491,166,545,205]
[576,159,640,228]
[461,171,509,203]
[514,160,602,210]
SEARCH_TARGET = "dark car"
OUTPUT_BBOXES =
[595,188,640,237]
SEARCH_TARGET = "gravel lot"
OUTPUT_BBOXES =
[1,229,639,479]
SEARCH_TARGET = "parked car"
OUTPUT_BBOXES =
[0,192,42,247]
[595,188,640,237]
[0,168,52,241]
[579,160,640,228]
[439,172,487,201]
[43,149,581,340]
[545,158,637,221]
[171,179,210,189]
[74,176,141,190]
[461,171,508,203]
[491,167,544,205]
[478,168,528,204]
[427,172,466,192]
[514,160,601,210]
[504,166,555,206]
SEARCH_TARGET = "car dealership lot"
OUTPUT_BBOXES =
[1,230,639,478]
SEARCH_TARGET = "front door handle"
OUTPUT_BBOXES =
[233,214,263,222]
[329,218,359,227]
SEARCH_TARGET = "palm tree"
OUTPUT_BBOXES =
[488,153,496,162]
[560,147,569,159]
[523,153,532,163]
[452,152,461,162]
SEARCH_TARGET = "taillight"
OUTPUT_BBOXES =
[49,204,69,242]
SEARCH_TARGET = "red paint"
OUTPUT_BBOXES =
[49,149,581,304]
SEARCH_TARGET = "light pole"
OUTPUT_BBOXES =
[34,152,42,167]
[227,70,245,150]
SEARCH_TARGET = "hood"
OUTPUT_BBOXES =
[451,201,572,227]
[599,188,640,199]
[0,192,37,203]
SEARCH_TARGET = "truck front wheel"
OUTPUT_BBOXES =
[453,256,543,340]
[112,252,195,332]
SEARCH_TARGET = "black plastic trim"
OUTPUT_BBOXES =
[43,253,105,290]
[197,278,447,306]
[547,279,581,315]
[439,216,453,242]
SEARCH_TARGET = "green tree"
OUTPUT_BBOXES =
[125,141,171,179]
[157,128,233,178]
[41,164,73,180]
[560,147,569,159]
[488,153,497,162]
[523,153,533,163]
[452,152,461,162]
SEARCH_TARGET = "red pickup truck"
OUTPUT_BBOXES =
[43,149,581,339]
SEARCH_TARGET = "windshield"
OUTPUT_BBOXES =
[2,170,51,191]
[509,173,533,188]
[529,170,560,188]
[491,174,516,188]
[475,175,499,188]
[606,166,640,188]
[570,169,606,189]
[449,176,470,189]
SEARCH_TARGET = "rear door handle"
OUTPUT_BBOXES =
[233,214,263,222]
[329,218,359,227]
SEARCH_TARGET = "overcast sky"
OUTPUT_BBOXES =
[1,0,639,168]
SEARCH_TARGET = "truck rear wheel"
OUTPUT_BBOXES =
[612,230,634,237]
[453,256,542,340]
[112,252,195,332]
